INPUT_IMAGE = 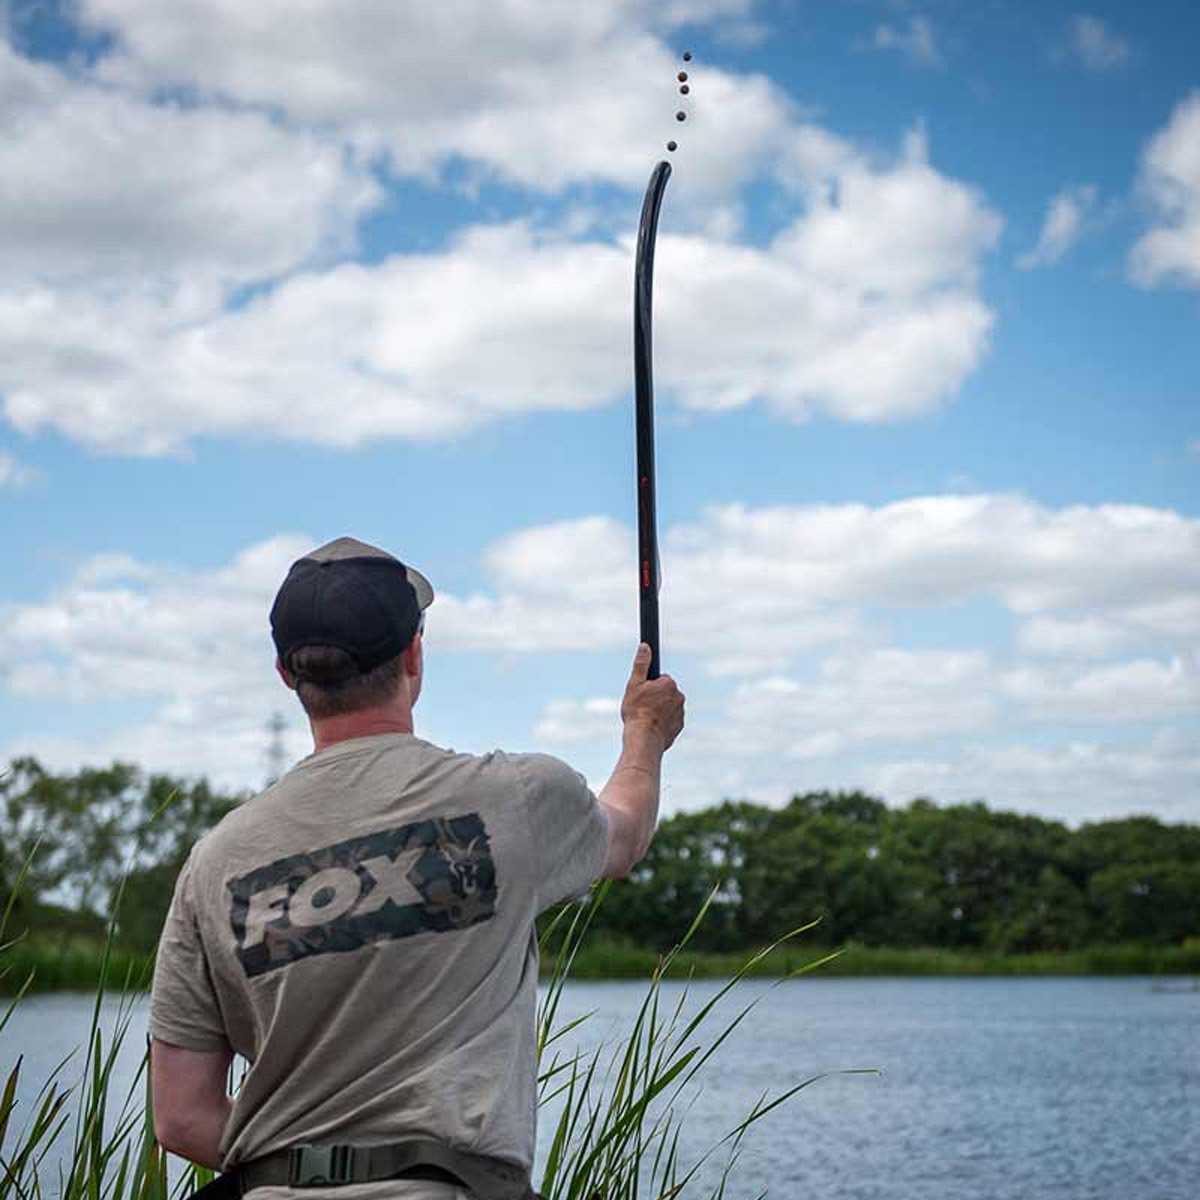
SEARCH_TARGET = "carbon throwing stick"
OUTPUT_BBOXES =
[633,51,694,680]
[633,159,671,681]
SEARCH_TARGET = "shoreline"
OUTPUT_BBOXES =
[5,939,1199,994]
[557,939,1200,980]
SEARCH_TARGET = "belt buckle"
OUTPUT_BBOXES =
[288,1144,354,1187]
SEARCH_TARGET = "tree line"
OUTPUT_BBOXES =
[2,757,1197,956]
[594,792,1200,953]
[0,758,239,953]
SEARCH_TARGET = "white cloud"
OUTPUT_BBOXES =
[535,697,622,745]
[77,0,785,198]
[0,4,1005,456]
[694,651,1197,765]
[1016,615,1130,659]
[3,535,308,703]
[1122,594,1200,640]
[0,128,1001,454]
[0,449,38,488]
[1129,93,1200,290]
[0,40,380,289]
[1016,185,1097,269]
[542,687,1200,825]
[520,493,1199,818]
[718,651,999,758]
[0,229,628,455]
[869,730,1200,825]
[8,495,1196,685]
[776,127,996,290]
[0,535,310,785]
[1068,15,1129,71]
[871,17,942,67]
[5,494,1198,815]
[72,554,159,587]
[664,495,1200,628]
[998,655,1199,724]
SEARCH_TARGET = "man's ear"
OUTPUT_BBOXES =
[275,657,297,691]
[403,632,422,679]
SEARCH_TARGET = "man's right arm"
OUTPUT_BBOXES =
[599,722,664,878]
[598,644,685,879]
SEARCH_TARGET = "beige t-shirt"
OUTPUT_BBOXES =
[149,733,610,1196]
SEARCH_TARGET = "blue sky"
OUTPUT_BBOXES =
[0,0,1196,825]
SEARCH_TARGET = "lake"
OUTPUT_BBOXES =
[3,977,1197,1198]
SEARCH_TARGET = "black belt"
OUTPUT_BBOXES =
[190,1137,544,1199]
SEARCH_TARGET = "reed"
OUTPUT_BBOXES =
[2,863,853,1199]
[1,865,211,1199]
[533,885,871,1199]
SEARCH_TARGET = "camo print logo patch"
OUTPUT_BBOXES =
[227,813,497,977]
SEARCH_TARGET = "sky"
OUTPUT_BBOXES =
[0,0,1197,827]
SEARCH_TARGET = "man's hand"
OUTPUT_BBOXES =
[620,643,685,752]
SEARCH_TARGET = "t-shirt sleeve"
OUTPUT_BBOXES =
[149,851,231,1053]
[511,752,610,912]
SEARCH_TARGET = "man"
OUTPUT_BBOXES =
[149,536,685,1198]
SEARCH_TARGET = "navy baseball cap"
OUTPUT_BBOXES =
[270,537,435,679]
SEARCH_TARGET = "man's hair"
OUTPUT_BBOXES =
[288,646,405,719]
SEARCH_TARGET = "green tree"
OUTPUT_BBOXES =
[1001,865,1089,952]
[593,801,769,952]
[0,758,137,924]
[1088,862,1200,944]
[0,757,242,953]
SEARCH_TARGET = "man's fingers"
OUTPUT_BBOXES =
[629,642,653,684]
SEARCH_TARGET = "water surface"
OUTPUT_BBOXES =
[3,977,1196,1198]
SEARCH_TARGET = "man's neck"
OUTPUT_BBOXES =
[310,706,415,754]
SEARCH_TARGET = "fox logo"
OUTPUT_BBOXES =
[227,813,497,977]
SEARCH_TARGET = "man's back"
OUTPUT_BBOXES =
[149,538,684,1195]
[151,732,607,1177]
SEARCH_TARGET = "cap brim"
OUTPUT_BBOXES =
[406,564,434,611]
